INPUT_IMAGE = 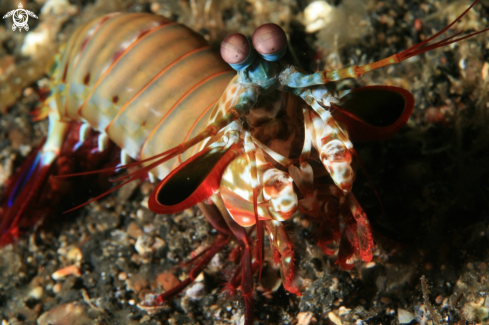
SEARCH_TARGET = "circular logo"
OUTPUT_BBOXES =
[2,3,38,32]
[13,9,29,28]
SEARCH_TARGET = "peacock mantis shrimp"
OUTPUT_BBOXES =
[1,1,488,324]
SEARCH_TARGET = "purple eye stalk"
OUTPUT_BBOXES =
[220,33,256,71]
[252,23,287,61]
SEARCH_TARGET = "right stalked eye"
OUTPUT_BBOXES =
[220,33,256,71]
[252,23,287,61]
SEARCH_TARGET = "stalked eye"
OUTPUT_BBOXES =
[252,23,287,61]
[220,33,256,71]
[220,33,250,64]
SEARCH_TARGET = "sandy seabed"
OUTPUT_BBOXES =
[1,0,489,324]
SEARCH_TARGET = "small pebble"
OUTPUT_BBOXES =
[338,306,351,316]
[398,308,415,324]
[67,246,82,263]
[414,18,422,32]
[186,282,205,301]
[150,2,160,13]
[127,222,143,239]
[23,87,34,97]
[482,61,489,81]
[297,311,316,325]
[435,295,443,304]
[8,129,25,150]
[143,223,156,234]
[140,315,151,323]
[156,272,180,292]
[194,272,204,282]
[28,286,44,300]
[480,262,487,271]
[135,234,154,256]
[327,311,342,325]
[210,253,223,270]
[126,274,148,294]
[380,296,392,304]
[52,265,81,280]
[118,272,128,281]
[442,298,449,308]
[37,302,88,325]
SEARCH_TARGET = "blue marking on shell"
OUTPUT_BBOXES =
[8,152,41,207]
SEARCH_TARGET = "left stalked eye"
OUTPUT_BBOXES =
[220,33,250,64]
[220,33,256,71]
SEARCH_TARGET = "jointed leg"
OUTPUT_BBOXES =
[212,194,255,325]
[330,191,373,270]
[264,220,300,296]
[138,202,231,309]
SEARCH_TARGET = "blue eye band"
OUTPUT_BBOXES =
[229,49,257,71]
[258,47,287,62]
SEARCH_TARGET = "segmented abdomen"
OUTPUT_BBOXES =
[50,13,235,177]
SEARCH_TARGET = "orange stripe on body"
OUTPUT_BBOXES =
[139,70,231,161]
[62,13,119,119]
[177,100,218,165]
[75,22,176,118]
[103,46,210,135]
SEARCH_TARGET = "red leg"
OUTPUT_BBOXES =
[264,220,301,296]
[303,192,341,256]
[344,192,373,263]
[335,191,374,269]
[138,202,231,309]
[212,194,255,325]
[302,185,373,270]
[225,258,243,296]
[316,211,341,256]
[140,197,256,325]
[336,212,357,270]
[253,189,264,281]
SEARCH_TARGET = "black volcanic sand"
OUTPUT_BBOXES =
[1,0,489,324]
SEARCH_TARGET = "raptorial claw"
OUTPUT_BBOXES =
[329,192,374,269]
[265,220,301,296]
[337,218,358,270]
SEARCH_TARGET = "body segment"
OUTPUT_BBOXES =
[49,13,236,177]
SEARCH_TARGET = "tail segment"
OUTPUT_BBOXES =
[0,122,119,245]
[0,142,49,245]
